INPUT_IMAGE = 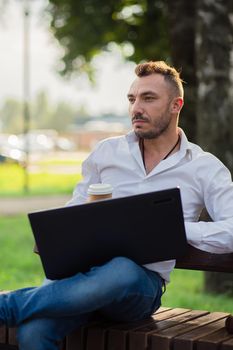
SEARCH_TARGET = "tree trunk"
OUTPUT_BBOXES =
[195,0,233,294]
[166,0,197,142]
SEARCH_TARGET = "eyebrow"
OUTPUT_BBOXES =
[127,91,159,98]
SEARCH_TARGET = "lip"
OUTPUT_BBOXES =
[132,119,148,124]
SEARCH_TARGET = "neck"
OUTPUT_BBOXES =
[139,130,181,173]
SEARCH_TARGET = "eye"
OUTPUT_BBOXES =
[128,97,135,104]
[144,96,155,101]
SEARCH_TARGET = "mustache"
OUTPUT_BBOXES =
[132,114,149,122]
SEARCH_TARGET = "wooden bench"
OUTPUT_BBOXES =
[1,245,233,350]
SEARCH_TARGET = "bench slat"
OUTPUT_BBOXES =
[196,328,233,350]
[106,308,187,350]
[222,337,233,350]
[66,328,83,350]
[129,310,208,350]
[0,326,6,344]
[149,311,221,350]
[175,245,233,272]
[8,328,17,346]
[173,318,228,350]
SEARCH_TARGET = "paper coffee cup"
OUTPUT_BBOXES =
[87,183,113,202]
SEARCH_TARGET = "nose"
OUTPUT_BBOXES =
[129,98,144,117]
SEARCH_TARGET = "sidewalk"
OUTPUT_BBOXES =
[0,195,71,216]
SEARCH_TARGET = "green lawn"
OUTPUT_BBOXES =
[0,163,82,196]
[0,215,232,313]
[0,215,44,289]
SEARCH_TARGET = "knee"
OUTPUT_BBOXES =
[17,319,55,350]
[110,256,139,272]
[109,257,142,288]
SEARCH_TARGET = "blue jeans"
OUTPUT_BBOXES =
[0,257,163,350]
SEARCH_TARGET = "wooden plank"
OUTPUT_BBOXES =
[154,307,171,313]
[66,328,83,350]
[129,309,199,350]
[226,316,233,334]
[150,310,223,350]
[66,319,108,350]
[85,321,114,350]
[106,317,165,350]
[0,326,7,344]
[65,311,170,350]
[107,323,149,350]
[196,328,233,350]
[8,328,17,346]
[105,307,173,350]
[154,307,173,314]
[221,337,233,350]
[173,316,229,350]
[85,307,173,350]
[175,245,233,273]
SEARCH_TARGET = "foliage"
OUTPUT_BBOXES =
[31,91,80,131]
[0,98,23,134]
[45,0,198,141]
[46,0,170,78]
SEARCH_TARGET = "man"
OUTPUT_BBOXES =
[1,61,233,349]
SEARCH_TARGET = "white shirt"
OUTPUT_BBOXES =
[67,129,233,282]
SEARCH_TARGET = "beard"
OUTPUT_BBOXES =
[133,110,172,140]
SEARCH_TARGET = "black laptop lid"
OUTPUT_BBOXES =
[28,187,187,280]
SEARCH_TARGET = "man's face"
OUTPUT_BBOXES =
[127,74,176,139]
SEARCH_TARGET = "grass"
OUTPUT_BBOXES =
[163,269,233,313]
[0,163,82,196]
[0,215,44,289]
[0,215,232,313]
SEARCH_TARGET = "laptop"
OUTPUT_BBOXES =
[28,187,187,280]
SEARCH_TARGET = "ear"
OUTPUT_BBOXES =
[170,97,184,113]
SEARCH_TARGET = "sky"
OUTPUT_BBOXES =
[0,0,135,116]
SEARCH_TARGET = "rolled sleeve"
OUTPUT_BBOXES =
[185,220,233,254]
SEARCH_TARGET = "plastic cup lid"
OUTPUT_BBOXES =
[87,183,113,195]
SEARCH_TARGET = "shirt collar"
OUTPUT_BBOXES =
[178,128,192,158]
[126,128,192,154]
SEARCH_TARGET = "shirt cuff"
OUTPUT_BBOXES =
[184,221,203,248]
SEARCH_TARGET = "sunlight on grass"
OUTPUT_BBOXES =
[0,163,82,196]
[36,159,83,166]
[29,172,82,195]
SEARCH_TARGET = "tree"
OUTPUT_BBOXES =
[166,0,197,142]
[32,91,53,129]
[0,99,23,133]
[0,92,83,134]
[49,101,78,132]
[46,0,197,140]
[47,0,170,77]
[196,0,233,294]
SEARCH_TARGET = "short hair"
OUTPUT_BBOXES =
[135,61,184,98]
